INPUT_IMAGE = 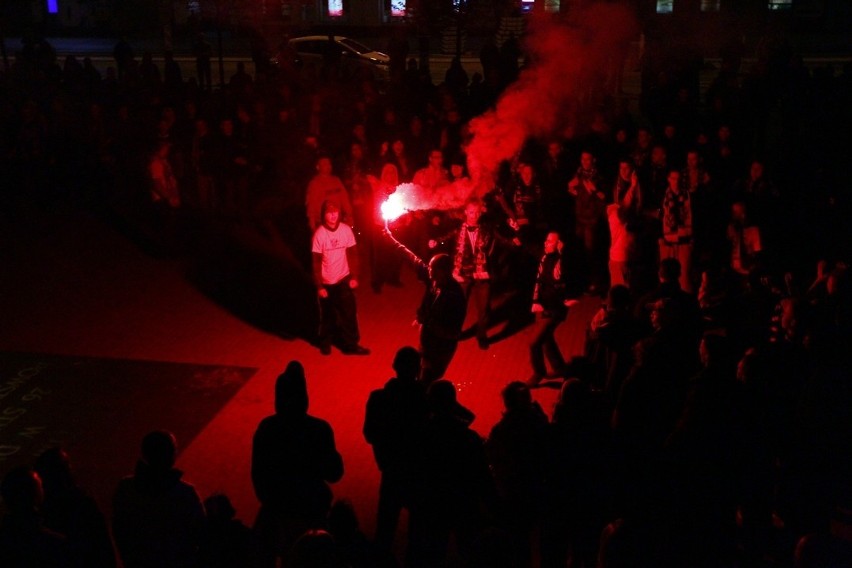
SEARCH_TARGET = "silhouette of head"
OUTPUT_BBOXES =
[392,346,421,381]
[554,378,589,423]
[290,529,338,567]
[501,381,532,413]
[204,493,236,522]
[1,466,43,513]
[606,285,631,312]
[141,430,177,470]
[428,253,453,284]
[427,380,458,414]
[649,298,674,331]
[794,533,840,568]
[275,360,308,415]
[557,379,589,408]
[34,447,73,493]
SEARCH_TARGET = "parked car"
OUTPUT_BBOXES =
[273,35,390,83]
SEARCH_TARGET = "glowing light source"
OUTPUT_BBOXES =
[381,192,408,222]
[328,0,343,17]
[380,181,477,225]
[391,0,406,17]
[768,0,792,10]
[47,0,58,14]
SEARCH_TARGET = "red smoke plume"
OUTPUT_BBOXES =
[466,3,637,186]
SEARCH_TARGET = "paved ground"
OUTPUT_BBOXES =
[0,206,599,552]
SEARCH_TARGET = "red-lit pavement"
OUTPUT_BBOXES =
[0,208,598,545]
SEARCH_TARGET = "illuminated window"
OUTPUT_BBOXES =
[656,1,674,14]
[768,0,792,9]
[390,0,406,17]
[47,0,58,14]
[521,0,535,13]
[544,0,560,12]
[700,0,720,11]
[328,0,343,17]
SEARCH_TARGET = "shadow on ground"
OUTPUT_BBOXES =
[0,352,256,514]
[186,219,319,342]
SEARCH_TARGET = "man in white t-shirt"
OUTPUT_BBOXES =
[312,199,370,356]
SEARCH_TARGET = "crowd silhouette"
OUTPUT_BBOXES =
[2,23,852,568]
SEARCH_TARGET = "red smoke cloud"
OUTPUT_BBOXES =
[466,3,637,185]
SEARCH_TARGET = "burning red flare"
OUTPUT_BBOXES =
[380,182,475,221]
[381,192,408,222]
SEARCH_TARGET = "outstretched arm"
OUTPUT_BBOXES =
[383,229,429,280]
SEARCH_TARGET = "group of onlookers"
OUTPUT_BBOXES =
[1,26,851,568]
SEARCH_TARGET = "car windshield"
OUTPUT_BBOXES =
[339,38,373,54]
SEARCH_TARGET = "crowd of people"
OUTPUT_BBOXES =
[1,23,851,568]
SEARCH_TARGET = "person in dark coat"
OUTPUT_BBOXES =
[251,361,344,567]
[363,346,429,558]
[543,379,614,568]
[612,297,701,520]
[112,431,206,568]
[197,493,252,568]
[664,333,743,566]
[385,230,467,383]
[634,257,703,349]
[585,284,648,401]
[485,381,550,566]
[34,447,116,568]
[327,500,381,568]
[407,380,495,567]
[527,231,578,386]
[0,465,69,568]
[430,197,520,350]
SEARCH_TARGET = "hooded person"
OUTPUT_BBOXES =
[251,361,344,567]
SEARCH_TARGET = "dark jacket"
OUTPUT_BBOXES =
[390,233,467,342]
[112,462,205,568]
[533,251,570,317]
[364,377,428,474]
[251,412,344,521]
[436,221,513,282]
